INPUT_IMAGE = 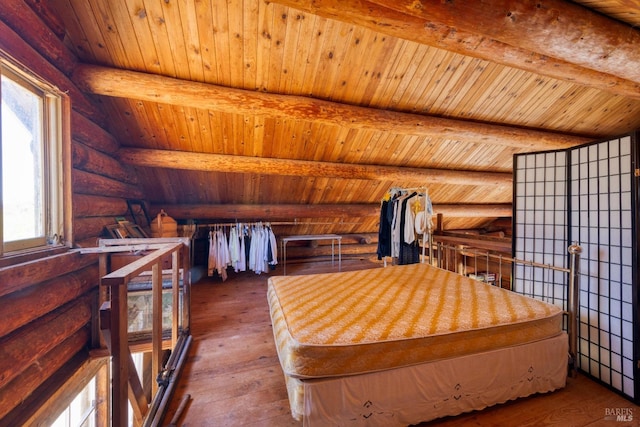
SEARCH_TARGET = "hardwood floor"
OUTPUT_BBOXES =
[165,259,639,426]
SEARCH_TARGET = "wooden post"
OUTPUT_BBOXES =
[100,300,148,426]
[181,241,191,333]
[152,262,163,397]
[109,283,129,427]
[456,245,465,275]
[172,250,180,347]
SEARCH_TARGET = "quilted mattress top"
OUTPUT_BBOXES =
[268,263,564,379]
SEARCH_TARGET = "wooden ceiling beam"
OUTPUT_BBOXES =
[151,204,376,220]
[273,0,640,99]
[150,203,512,221]
[74,64,588,151]
[380,0,640,82]
[118,148,512,187]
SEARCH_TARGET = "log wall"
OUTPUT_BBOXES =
[0,1,142,422]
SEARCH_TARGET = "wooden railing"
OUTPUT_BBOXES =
[82,238,192,426]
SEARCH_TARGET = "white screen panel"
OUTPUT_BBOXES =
[570,137,636,399]
[513,133,638,402]
[513,150,568,308]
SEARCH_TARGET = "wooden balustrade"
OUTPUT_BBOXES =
[81,237,192,426]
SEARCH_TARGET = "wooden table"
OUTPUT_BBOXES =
[281,234,342,275]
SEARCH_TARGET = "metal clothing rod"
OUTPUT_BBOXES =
[196,221,272,229]
[196,220,362,229]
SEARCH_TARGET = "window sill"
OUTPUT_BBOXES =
[0,244,70,268]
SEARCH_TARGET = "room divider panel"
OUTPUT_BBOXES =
[512,131,639,403]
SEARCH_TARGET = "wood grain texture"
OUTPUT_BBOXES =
[37,0,640,238]
[74,64,587,150]
[373,0,640,82]
[0,328,90,421]
[118,148,513,186]
[274,0,640,98]
[0,295,92,389]
[0,250,98,298]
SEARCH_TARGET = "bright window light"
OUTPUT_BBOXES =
[1,74,45,242]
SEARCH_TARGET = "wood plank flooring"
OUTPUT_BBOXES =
[165,259,639,426]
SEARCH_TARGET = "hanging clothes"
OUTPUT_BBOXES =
[391,191,414,258]
[249,225,259,273]
[205,222,278,278]
[216,229,230,281]
[377,193,392,260]
[267,226,278,269]
[228,226,241,272]
[207,231,218,277]
[397,192,419,265]
[204,223,275,277]
[378,188,431,266]
[238,225,247,272]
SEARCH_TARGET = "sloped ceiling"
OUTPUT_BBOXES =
[49,0,640,236]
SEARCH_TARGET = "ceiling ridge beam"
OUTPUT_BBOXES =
[273,0,640,99]
[73,64,589,151]
[118,148,512,187]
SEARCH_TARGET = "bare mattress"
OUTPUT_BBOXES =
[268,263,564,379]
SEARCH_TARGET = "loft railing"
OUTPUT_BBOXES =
[82,237,192,426]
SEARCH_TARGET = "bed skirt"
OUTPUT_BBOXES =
[285,332,568,426]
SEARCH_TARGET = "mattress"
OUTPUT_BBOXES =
[268,263,564,379]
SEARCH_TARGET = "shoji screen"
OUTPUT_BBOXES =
[512,150,569,312]
[512,132,639,403]
[570,135,637,401]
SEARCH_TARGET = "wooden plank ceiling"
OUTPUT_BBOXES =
[50,0,640,236]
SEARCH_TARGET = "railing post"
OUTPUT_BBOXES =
[428,233,434,266]
[172,250,180,347]
[456,245,465,275]
[106,281,130,427]
[152,261,163,397]
[568,243,582,377]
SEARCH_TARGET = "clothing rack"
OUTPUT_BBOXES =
[380,186,433,266]
[204,221,278,280]
[195,219,361,230]
[197,221,272,230]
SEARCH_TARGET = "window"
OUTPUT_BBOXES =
[51,376,97,427]
[47,353,145,426]
[1,56,65,254]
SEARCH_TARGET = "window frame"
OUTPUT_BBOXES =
[0,53,70,256]
[20,358,109,427]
